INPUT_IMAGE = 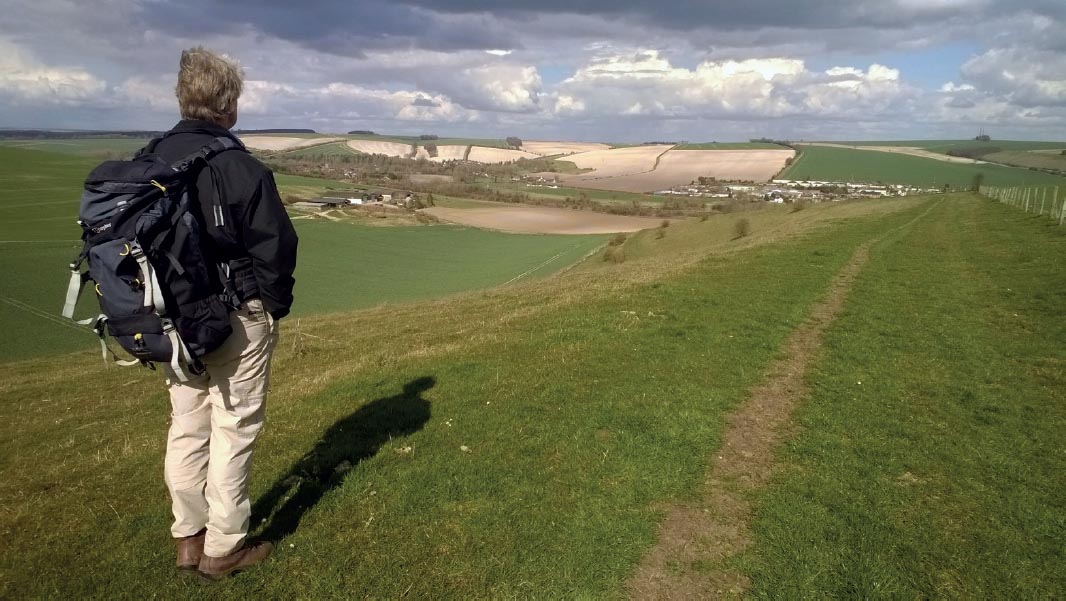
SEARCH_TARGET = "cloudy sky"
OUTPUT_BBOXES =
[2,0,1065,141]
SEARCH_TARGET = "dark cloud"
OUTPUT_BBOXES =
[396,0,1065,32]
[137,0,517,56]
[411,96,440,107]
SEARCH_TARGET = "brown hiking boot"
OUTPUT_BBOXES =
[198,541,274,581]
[175,528,206,573]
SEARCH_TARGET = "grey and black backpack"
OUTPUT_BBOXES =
[62,136,244,381]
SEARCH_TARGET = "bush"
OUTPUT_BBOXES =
[734,218,751,239]
[791,200,808,212]
[660,219,670,228]
[608,233,627,246]
[655,226,667,239]
[699,214,709,222]
[603,245,625,263]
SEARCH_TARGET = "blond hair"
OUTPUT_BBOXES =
[175,47,244,124]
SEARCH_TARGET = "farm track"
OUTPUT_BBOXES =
[628,201,940,598]
[627,241,876,598]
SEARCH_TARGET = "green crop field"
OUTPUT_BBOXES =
[984,150,1066,172]
[820,139,1066,154]
[276,141,361,159]
[0,146,606,362]
[785,144,1066,188]
[3,193,1063,597]
[0,137,149,158]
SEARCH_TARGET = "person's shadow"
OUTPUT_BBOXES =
[251,376,434,543]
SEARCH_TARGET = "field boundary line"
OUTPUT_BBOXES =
[0,296,90,332]
[628,202,937,598]
[501,249,568,285]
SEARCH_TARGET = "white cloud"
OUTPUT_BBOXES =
[555,50,912,122]
[961,47,1066,107]
[0,39,106,105]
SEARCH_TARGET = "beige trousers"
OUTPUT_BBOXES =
[164,298,278,557]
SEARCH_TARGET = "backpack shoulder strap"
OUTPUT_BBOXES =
[134,136,165,159]
[171,136,246,173]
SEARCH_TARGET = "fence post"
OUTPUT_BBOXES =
[1041,189,1047,216]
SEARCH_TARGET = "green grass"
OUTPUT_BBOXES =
[786,144,1066,188]
[0,147,608,361]
[675,142,786,150]
[3,142,1063,597]
[0,197,930,597]
[742,195,1066,597]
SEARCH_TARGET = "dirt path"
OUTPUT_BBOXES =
[627,240,876,599]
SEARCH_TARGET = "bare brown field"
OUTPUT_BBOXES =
[408,174,455,185]
[467,146,540,163]
[422,204,663,234]
[565,149,795,192]
[346,139,415,157]
[239,136,344,151]
[522,141,611,156]
[561,145,673,179]
[413,144,469,162]
[803,143,987,164]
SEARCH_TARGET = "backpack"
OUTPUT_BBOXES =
[62,136,245,382]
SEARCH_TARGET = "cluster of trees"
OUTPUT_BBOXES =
[506,136,522,148]
[947,145,1001,159]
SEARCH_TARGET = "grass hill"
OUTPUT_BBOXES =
[0,140,1064,597]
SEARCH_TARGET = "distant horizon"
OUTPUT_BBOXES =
[3,125,1064,146]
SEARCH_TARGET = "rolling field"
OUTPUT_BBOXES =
[984,150,1066,172]
[346,139,414,158]
[520,141,611,156]
[570,149,794,192]
[3,192,1062,597]
[785,144,1066,188]
[466,146,540,163]
[239,136,345,151]
[277,141,361,159]
[0,137,149,158]
[822,139,1066,153]
[344,134,510,149]
[675,142,787,150]
[0,146,607,361]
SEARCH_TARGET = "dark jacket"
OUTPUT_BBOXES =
[151,120,298,319]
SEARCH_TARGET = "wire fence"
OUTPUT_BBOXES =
[979,185,1065,226]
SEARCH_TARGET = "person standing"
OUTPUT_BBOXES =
[150,47,298,580]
